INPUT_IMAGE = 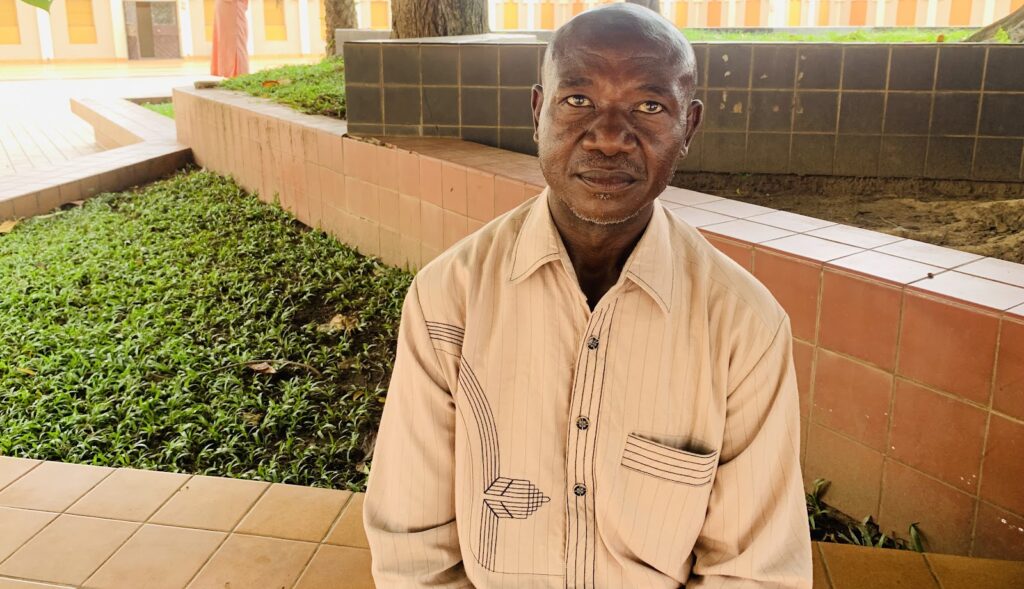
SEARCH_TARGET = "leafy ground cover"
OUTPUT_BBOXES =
[220,57,346,118]
[0,170,410,490]
[681,27,979,42]
[142,102,174,118]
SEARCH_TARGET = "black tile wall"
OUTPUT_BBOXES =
[343,43,380,85]
[984,47,1024,91]
[708,45,752,88]
[842,46,889,90]
[790,134,835,175]
[888,46,937,91]
[931,93,980,136]
[343,40,1023,181]
[702,132,747,172]
[500,45,541,87]
[797,45,842,89]
[834,134,881,176]
[499,88,534,127]
[421,45,459,85]
[935,45,985,90]
[972,138,1023,181]
[879,136,927,177]
[925,136,975,179]
[461,87,498,126]
[749,91,794,132]
[979,94,1024,137]
[423,87,459,126]
[704,89,750,131]
[838,93,884,134]
[746,133,791,173]
[382,45,420,85]
[346,85,382,124]
[752,45,797,89]
[461,44,499,86]
[794,92,839,133]
[884,93,931,135]
[384,86,421,125]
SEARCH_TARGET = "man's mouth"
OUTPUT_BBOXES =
[575,170,638,193]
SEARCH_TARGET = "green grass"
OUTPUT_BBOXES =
[220,57,346,118]
[0,170,411,490]
[142,102,174,118]
[681,27,979,43]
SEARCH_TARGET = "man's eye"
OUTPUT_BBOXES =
[566,95,592,107]
[637,101,664,114]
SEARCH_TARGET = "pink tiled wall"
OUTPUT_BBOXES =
[174,86,1024,560]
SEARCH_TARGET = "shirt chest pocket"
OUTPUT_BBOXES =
[621,432,719,486]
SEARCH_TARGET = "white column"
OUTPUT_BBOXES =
[35,5,54,60]
[179,0,194,56]
[981,0,995,26]
[874,0,887,25]
[298,0,310,53]
[109,0,128,58]
[246,2,254,54]
[925,0,938,25]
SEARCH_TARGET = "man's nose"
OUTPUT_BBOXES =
[581,109,637,157]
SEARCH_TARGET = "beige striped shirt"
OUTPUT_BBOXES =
[364,190,812,588]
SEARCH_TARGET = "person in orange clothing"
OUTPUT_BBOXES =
[211,0,249,78]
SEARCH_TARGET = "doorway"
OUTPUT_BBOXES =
[124,0,181,59]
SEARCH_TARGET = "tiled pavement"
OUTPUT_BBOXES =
[2,457,1023,588]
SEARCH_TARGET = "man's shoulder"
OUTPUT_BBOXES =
[664,207,787,334]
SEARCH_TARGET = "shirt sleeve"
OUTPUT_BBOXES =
[688,316,813,588]
[363,279,471,588]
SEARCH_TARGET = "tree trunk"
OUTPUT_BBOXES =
[625,0,661,12]
[391,0,489,39]
[966,5,1024,42]
[324,0,357,54]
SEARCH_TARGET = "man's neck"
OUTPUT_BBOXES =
[547,192,654,310]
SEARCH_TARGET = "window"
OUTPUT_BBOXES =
[0,0,19,45]
[204,0,215,41]
[264,0,286,41]
[66,0,97,44]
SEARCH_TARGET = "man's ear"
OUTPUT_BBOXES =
[531,84,544,142]
[679,98,703,158]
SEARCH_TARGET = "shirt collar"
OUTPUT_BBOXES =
[509,189,674,314]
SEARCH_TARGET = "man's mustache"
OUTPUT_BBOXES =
[571,155,645,180]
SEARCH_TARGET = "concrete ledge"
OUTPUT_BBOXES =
[0,97,190,222]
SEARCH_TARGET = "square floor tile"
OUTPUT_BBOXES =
[0,579,71,588]
[818,542,938,588]
[68,469,189,522]
[760,234,862,263]
[0,462,111,512]
[925,552,1024,589]
[878,460,976,556]
[0,515,138,586]
[149,475,268,532]
[187,534,316,589]
[0,508,58,562]
[0,458,40,492]
[83,524,225,589]
[670,206,732,228]
[235,484,350,542]
[910,271,1024,312]
[827,250,942,286]
[324,493,368,549]
[294,545,374,589]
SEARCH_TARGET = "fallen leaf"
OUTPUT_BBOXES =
[0,220,18,234]
[246,361,277,374]
[936,34,946,43]
[261,80,279,88]
[15,367,36,376]
[317,313,358,334]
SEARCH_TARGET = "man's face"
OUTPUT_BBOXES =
[532,39,702,226]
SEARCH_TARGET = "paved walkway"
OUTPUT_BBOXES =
[2,456,1023,588]
[0,57,320,178]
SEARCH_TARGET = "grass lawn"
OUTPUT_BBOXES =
[0,170,410,490]
[681,27,980,42]
[220,57,346,118]
[142,102,174,118]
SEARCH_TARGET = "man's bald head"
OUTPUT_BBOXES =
[542,3,698,97]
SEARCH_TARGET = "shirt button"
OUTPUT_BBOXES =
[573,484,587,497]
[587,336,600,350]
[576,416,590,430]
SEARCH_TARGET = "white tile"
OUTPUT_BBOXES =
[702,219,794,244]
[760,234,863,262]
[910,271,1024,311]
[659,187,723,207]
[670,206,733,228]
[807,224,904,249]
[956,257,1024,288]
[694,199,776,218]
[747,210,835,233]
[875,239,983,269]
[829,250,943,285]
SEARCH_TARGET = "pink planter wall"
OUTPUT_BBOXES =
[174,86,1024,560]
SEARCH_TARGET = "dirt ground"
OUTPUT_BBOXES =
[673,173,1024,264]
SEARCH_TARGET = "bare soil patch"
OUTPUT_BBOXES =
[673,173,1024,264]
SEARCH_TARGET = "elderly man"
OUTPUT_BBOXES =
[364,4,812,588]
